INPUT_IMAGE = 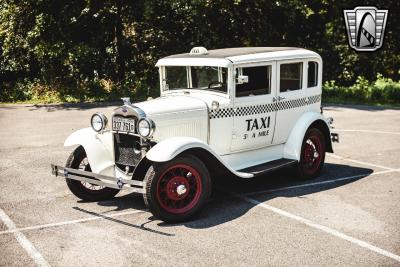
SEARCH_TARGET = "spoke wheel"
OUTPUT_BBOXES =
[302,136,323,174]
[78,157,105,192]
[66,146,119,201]
[298,128,326,180]
[144,155,211,223]
[156,164,202,214]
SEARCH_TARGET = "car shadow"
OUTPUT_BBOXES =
[91,162,372,230]
[78,192,147,212]
[158,162,373,229]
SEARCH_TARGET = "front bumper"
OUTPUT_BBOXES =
[51,164,145,194]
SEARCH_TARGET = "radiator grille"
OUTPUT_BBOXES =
[113,133,142,168]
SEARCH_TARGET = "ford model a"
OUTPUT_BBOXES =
[51,47,338,222]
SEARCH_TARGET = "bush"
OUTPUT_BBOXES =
[323,74,400,105]
[0,76,154,103]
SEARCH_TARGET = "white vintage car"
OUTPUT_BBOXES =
[52,47,338,222]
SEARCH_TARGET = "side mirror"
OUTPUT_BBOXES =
[237,75,249,84]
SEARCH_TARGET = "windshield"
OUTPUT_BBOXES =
[164,66,228,93]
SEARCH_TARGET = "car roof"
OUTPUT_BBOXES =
[156,47,320,67]
[164,47,300,59]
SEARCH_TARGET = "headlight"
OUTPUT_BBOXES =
[90,113,108,132]
[137,118,155,138]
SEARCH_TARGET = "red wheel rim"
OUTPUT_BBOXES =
[156,164,202,214]
[302,135,324,175]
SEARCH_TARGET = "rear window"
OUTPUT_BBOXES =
[307,61,318,87]
[280,63,303,92]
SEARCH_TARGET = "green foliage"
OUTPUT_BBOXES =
[323,74,400,105]
[0,0,399,103]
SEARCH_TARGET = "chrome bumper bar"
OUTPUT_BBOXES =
[51,164,145,194]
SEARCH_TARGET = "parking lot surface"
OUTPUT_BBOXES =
[0,103,399,266]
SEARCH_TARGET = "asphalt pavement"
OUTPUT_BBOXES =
[0,103,399,266]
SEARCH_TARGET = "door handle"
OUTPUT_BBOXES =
[278,96,286,101]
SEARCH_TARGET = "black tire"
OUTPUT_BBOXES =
[66,146,119,201]
[297,127,326,180]
[143,155,211,223]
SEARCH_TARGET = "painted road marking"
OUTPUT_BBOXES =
[328,154,397,171]
[241,169,394,197]
[0,208,50,267]
[238,195,400,263]
[335,129,400,135]
[0,209,146,235]
[0,170,396,236]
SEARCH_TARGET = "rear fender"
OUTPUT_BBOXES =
[146,137,253,178]
[64,128,114,176]
[283,112,333,161]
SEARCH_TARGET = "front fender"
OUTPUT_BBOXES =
[283,112,331,160]
[146,137,253,178]
[64,128,114,176]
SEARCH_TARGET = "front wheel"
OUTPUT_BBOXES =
[65,146,119,201]
[297,127,326,180]
[143,155,211,223]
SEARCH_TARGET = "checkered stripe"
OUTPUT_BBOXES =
[210,108,234,119]
[209,94,321,119]
[234,103,276,117]
[308,94,321,104]
[276,97,308,111]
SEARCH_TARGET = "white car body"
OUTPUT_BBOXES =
[63,47,334,181]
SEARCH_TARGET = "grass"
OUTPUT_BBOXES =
[322,97,400,108]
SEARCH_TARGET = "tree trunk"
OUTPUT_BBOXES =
[115,0,125,82]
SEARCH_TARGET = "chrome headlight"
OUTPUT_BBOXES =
[137,118,155,138]
[90,113,108,132]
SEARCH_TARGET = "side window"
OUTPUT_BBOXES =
[307,61,318,88]
[280,62,303,92]
[236,66,271,97]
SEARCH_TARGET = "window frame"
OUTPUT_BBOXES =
[160,65,230,95]
[307,61,319,88]
[278,60,305,93]
[234,61,274,99]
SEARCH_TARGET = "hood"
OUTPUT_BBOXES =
[133,94,210,143]
[134,95,208,116]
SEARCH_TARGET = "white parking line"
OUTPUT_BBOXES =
[0,169,396,237]
[328,154,397,171]
[0,209,146,235]
[335,129,400,135]
[241,169,394,197]
[0,208,50,267]
[238,195,400,263]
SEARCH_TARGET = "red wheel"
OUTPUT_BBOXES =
[144,155,211,222]
[156,164,202,214]
[297,128,326,179]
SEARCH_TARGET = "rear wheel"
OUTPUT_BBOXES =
[143,155,211,223]
[297,127,326,180]
[66,146,119,201]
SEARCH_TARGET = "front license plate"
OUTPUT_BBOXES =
[112,117,136,133]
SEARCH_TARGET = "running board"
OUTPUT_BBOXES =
[51,164,145,194]
[238,158,298,176]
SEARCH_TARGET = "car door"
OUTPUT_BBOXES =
[230,62,277,152]
[272,59,307,145]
